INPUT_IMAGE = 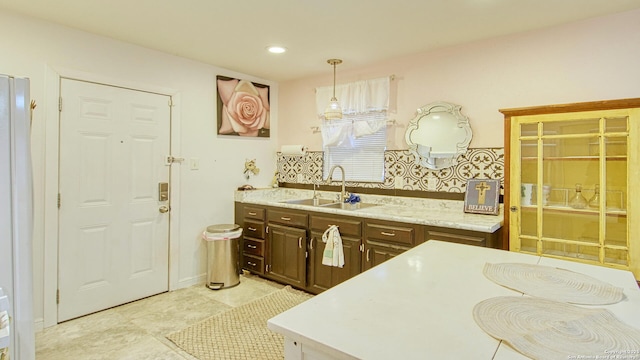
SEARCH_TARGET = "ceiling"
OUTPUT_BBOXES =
[2,0,640,82]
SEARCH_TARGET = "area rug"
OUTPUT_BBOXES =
[166,286,313,360]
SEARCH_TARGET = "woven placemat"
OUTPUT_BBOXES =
[473,296,640,360]
[167,286,313,360]
[483,262,624,304]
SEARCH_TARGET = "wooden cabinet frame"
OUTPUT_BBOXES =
[501,98,640,279]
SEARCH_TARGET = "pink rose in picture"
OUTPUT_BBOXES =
[217,78,270,137]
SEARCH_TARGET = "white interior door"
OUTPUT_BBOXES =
[58,79,171,322]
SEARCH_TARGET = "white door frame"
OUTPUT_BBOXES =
[42,66,182,328]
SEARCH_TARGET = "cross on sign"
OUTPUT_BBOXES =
[475,181,491,204]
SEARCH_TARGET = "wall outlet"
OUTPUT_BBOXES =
[394,175,403,189]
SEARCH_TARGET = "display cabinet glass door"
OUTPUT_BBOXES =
[511,111,631,271]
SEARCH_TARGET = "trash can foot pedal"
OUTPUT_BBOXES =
[207,282,224,290]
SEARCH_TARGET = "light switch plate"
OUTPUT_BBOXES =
[189,158,200,170]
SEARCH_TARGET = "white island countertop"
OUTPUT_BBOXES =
[235,188,503,233]
[267,241,640,360]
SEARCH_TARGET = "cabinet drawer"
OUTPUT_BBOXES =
[244,220,265,239]
[243,238,264,256]
[365,222,415,246]
[243,254,264,274]
[310,215,362,237]
[244,206,265,220]
[267,209,308,228]
[427,229,486,247]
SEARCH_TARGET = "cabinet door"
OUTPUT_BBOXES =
[509,108,639,278]
[307,230,361,294]
[362,243,408,271]
[267,223,307,288]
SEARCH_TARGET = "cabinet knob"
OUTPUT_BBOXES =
[510,206,518,212]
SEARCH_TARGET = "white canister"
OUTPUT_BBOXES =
[521,183,535,206]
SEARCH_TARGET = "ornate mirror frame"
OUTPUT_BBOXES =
[404,102,473,170]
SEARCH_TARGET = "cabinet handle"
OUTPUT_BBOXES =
[248,212,257,216]
[380,231,395,237]
[298,237,303,248]
[309,237,314,250]
[247,244,257,249]
[366,248,370,262]
[247,261,257,266]
[248,227,257,232]
[359,244,364,252]
[510,206,518,212]
[281,216,291,221]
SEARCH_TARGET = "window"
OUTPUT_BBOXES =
[315,77,390,182]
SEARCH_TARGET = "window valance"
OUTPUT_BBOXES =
[315,76,390,117]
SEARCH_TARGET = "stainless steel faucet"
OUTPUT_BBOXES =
[326,165,347,203]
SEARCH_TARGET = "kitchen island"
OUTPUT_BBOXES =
[267,240,640,359]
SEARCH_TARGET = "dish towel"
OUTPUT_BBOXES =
[322,225,345,268]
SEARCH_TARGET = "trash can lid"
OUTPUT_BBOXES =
[206,224,241,233]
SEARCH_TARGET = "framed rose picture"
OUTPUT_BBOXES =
[464,179,500,215]
[216,75,270,137]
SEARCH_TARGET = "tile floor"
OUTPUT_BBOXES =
[36,273,285,360]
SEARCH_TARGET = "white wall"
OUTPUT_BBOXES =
[278,9,640,150]
[0,10,278,328]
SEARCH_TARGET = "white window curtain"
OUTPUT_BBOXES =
[315,76,390,116]
[315,76,390,182]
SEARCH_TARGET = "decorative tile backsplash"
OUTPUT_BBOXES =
[277,148,504,193]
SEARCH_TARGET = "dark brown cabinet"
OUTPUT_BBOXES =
[235,201,501,293]
[308,215,362,293]
[266,209,309,288]
[240,206,266,274]
[267,223,307,288]
[362,219,421,271]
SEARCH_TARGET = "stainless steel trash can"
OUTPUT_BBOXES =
[203,224,242,290]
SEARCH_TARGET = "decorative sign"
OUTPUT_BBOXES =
[464,179,500,215]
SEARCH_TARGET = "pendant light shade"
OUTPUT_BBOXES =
[324,59,343,120]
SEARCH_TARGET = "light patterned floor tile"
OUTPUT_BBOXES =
[36,274,283,360]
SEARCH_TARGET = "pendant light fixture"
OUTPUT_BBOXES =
[324,58,343,120]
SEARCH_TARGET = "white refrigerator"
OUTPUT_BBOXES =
[0,74,35,360]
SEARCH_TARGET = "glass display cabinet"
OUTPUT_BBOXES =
[501,99,640,280]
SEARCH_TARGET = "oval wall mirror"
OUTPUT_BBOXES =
[404,102,472,170]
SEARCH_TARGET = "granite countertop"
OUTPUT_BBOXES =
[234,188,503,233]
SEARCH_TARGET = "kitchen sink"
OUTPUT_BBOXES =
[282,198,337,206]
[320,202,379,210]
[281,198,378,210]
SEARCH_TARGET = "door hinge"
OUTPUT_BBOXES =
[168,98,174,107]
[305,251,308,259]
[58,97,62,112]
[57,193,61,209]
[56,289,60,304]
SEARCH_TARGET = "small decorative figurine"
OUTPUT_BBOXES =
[244,159,260,180]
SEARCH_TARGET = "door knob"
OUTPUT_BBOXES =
[159,205,170,213]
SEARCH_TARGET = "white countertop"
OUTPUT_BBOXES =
[235,188,503,233]
[267,241,640,360]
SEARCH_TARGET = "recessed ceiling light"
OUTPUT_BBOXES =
[267,46,287,54]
